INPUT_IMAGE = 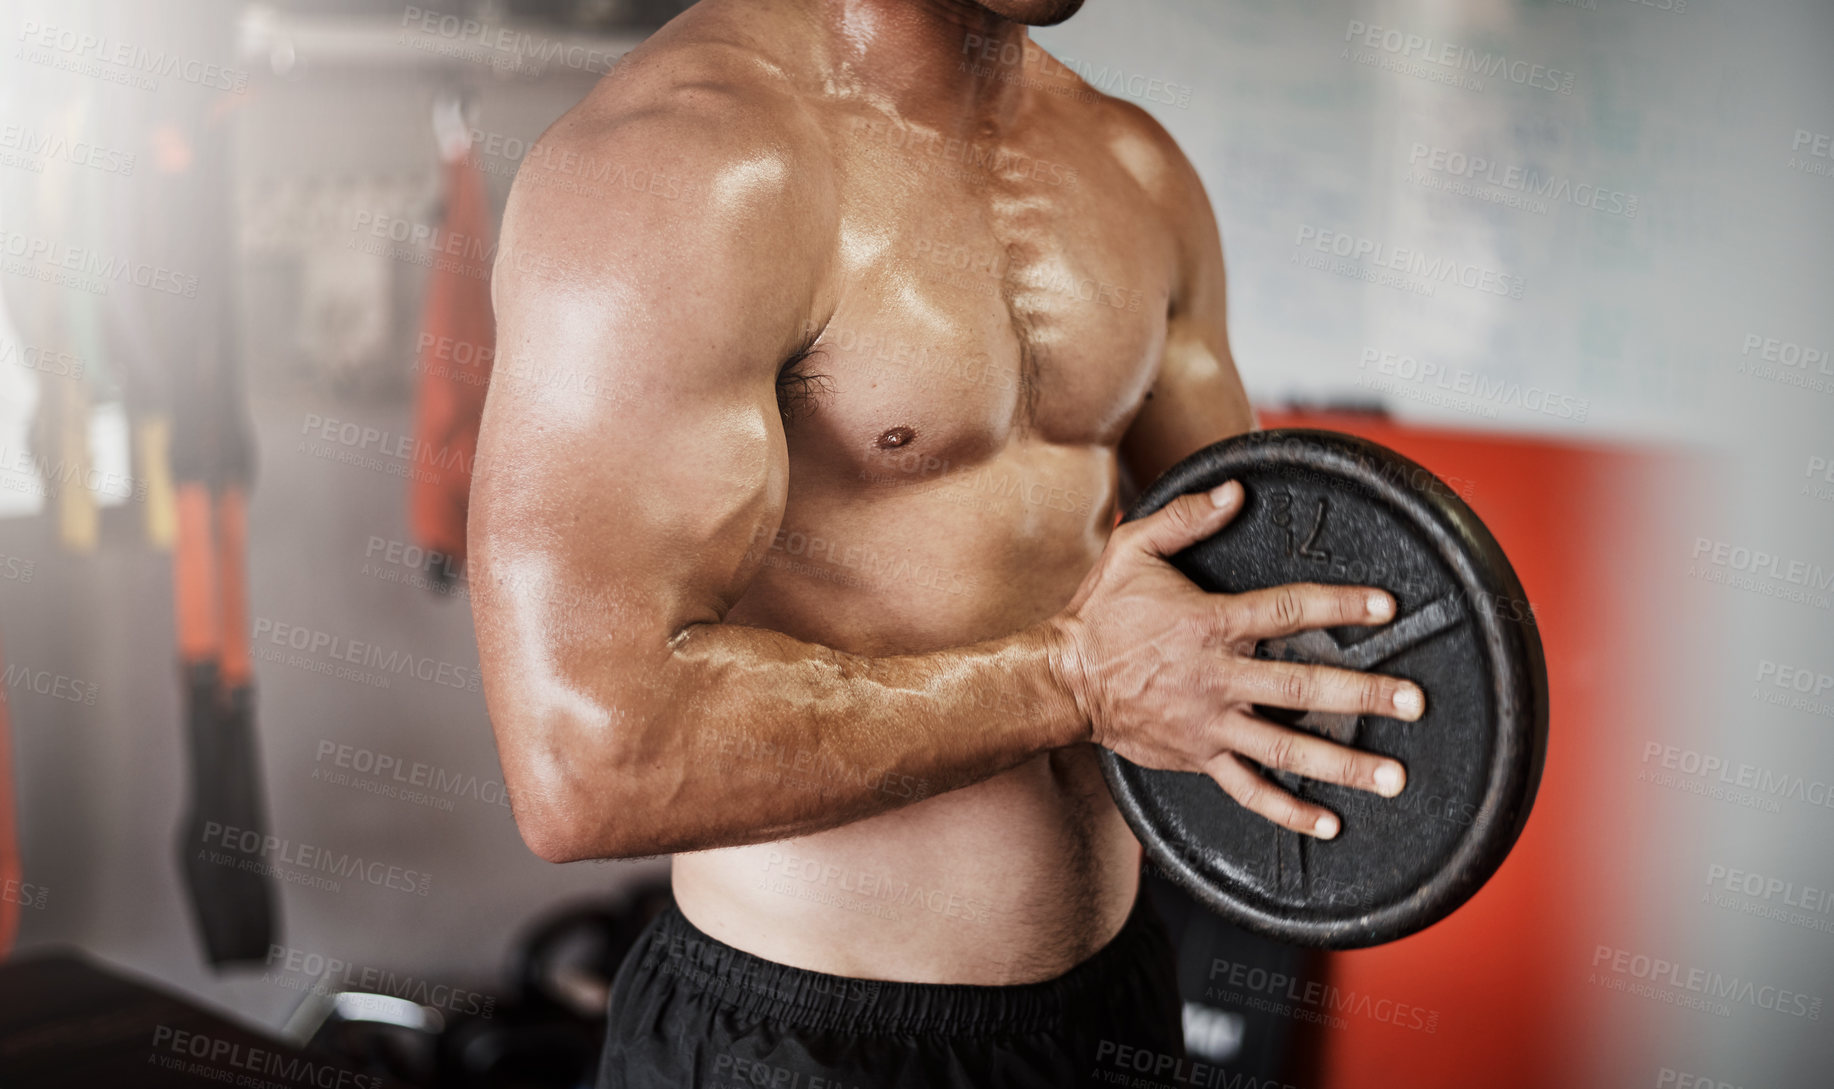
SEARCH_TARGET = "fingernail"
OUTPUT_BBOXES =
[1374,763,1404,797]
[1208,481,1237,508]
[1313,813,1340,839]
[1367,592,1394,621]
[1393,685,1424,719]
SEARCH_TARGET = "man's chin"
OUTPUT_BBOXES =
[973,0,1086,27]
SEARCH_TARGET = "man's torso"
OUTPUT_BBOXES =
[608,0,1193,985]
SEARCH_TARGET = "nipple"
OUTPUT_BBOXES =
[875,426,916,450]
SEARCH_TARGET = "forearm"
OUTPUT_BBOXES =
[543,619,1088,859]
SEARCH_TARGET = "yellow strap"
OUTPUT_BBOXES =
[54,381,96,555]
[137,415,178,550]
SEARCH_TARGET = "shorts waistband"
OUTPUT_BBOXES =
[634,891,1165,1037]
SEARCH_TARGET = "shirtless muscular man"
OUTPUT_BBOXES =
[472,1,1425,1084]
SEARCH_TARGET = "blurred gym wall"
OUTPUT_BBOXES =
[0,0,682,1036]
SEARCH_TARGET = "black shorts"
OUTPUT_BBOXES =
[596,892,1187,1088]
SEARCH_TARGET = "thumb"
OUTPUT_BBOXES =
[1128,481,1243,559]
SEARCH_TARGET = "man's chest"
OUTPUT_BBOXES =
[789,120,1177,483]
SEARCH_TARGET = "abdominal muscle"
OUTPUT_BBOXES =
[671,747,1144,985]
[670,462,1147,986]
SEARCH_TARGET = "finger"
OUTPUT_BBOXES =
[1231,659,1426,721]
[1220,708,1407,798]
[1127,481,1243,559]
[1205,751,1341,839]
[1224,582,1396,639]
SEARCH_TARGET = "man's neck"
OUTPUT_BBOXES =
[801,0,1035,126]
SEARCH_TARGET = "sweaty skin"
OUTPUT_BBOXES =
[473,0,1424,986]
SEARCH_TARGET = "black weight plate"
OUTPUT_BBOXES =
[1099,429,1548,949]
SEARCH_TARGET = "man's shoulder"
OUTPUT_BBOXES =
[587,6,810,123]
[1022,62,1216,261]
[516,7,832,210]
[492,7,837,341]
[1055,71,1205,208]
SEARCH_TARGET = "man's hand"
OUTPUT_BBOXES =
[1048,480,1425,839]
